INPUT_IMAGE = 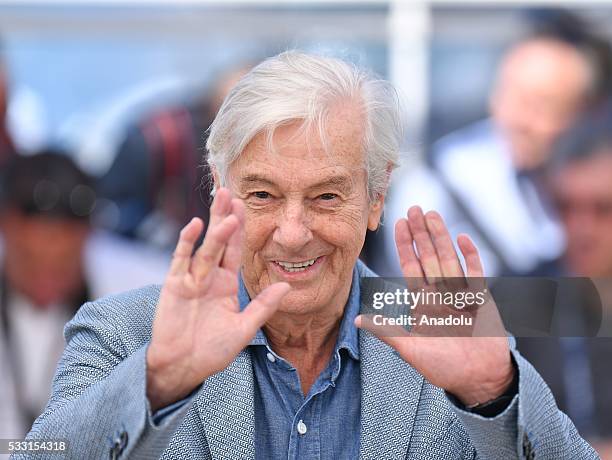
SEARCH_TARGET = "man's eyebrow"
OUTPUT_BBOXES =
[238,175,276,187]
[311,175,354,193]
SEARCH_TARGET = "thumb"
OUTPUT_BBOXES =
[354,314,412,357]
[242,282,291,334]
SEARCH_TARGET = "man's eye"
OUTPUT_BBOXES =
[319,193,338,201]
[253,191,271,199]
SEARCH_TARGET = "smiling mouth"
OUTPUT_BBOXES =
[273,257,319,273]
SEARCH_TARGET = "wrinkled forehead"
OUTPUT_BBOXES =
[229,111,367,192]
[229,104,365,179]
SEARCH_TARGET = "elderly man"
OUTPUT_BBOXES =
[21,52,595,459]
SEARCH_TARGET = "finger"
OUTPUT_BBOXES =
[407,206,442,281]
[208,187,232,230]
[192,214,239,280]
[193,188,235,277]
[242,282,291,334]
[354,314,414,355]
[424,211,465,278]
[395,218,425,290]
[169,217,204,276]
[221,198,245,273]
[457,234,484,277]
[395,218,424,278]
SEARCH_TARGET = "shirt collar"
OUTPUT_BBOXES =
[238,267,361,361]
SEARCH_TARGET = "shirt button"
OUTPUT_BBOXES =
[297,419,307,435]
[266,352,276,363]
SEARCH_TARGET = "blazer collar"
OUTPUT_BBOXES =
[356,260,424,457]
[196,349,256,460]
[358,330,424,458]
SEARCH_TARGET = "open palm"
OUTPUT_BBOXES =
[146,188,290,410]
[356,206,513,406]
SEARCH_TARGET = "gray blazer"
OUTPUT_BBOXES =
[17,264,597,459]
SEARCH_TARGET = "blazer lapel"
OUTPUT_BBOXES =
[359,330,424,459]
[196,349,255,460]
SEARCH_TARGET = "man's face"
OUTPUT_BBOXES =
[228,102,384,315]
[490,41,588,170]
[492,76,578,168]
[1,212,89,307]
[551,153,612,277]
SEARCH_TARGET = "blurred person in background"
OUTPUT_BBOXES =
[0,152,92,437]
[550,105,612,280]
[382,12,611,277]
[517,104,612,458]
[97,66,249,250]
[0,151,168,438]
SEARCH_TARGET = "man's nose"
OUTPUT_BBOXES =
[272,202,313,251]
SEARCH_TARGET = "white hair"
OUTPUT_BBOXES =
[206,51,403,201]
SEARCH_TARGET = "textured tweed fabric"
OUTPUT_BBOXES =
[15,263,598,459]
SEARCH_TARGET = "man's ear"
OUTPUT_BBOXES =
[367,194,385,231]
[211,167,220,195]
[367,164,393,231]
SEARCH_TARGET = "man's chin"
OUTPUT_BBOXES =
[276,288,328,315]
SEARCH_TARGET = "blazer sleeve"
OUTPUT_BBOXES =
[13,292,191,460]
[449,343,599,459]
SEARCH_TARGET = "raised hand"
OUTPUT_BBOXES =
[146,188,290,411]
[356,206,514,407]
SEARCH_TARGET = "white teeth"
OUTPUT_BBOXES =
[275,258,318,272]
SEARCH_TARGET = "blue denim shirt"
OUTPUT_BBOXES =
[240,268,362,460]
